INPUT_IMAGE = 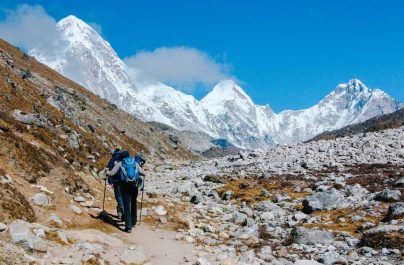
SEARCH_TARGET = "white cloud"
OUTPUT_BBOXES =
[124,47,231,89]
[0,4,64,57]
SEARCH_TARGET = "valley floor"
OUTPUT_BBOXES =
[1,126,404,265]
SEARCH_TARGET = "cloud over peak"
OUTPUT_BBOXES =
[124,47,231,89]
[0,4,63,55]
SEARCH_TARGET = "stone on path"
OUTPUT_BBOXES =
[31,193,50,206]
[120,246,146,265]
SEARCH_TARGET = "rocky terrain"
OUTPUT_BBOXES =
[0,37,403,265]
[143,126,404,264]
[310,108,404,142]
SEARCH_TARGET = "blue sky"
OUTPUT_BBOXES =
[1,0,403,112]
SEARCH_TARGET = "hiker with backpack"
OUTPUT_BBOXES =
[106,148,126,220]
[107,152,145,233]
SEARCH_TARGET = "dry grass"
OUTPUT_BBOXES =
[216,177,312,204]
[0,183,36,222]
[303,208,386,236]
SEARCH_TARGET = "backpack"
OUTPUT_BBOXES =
[119,156,140,183]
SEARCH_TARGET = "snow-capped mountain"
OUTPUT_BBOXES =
[28,15,402,149]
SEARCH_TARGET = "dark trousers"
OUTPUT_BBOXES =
[121,182,138,229]
[113,183,124,216]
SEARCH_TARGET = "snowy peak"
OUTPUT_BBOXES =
[335,79,370,94]
[201,79,254,115]
[58,15,96,36]
[27,14,402,150]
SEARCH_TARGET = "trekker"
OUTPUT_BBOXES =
[107,152,145,233]
[106,149,126,220]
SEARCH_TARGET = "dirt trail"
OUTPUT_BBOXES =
[122,225,198,264]
[69,203,200,265]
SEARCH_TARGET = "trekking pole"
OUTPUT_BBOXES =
[102,179,107,211]
[139,176,145,224]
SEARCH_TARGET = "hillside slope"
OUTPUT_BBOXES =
[0,38,196,222]
[309,107,404,142]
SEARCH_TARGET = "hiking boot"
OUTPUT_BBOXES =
[124,228,132,233]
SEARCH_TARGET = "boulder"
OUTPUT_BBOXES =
[394,177,404,187]
[79,201,94,208]
[47,214,62,228]
[319,251,347,265]
[9,220,31,247]
[70,205,82,215]
[74,196,85,202]
[302,189,349,213]
[12,110,48,127]
[222,190,233,200]
[67,132,80,150]
[257,246,273,261]
[203,175,224,183]
[374,189,401,202]
[190,195,200,204]
[290,227,334,245]
[0,222,7,232]
[30,236,47,252]
[360,225,404,249]
[153,205,167,216]
[0,174,13,184]
[255,201,286,217]
[31,193,50,206]
[385,202,404,222]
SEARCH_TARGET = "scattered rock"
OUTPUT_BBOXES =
[47,214,62,228]
[360,225,404,249]
[120,246,146,265]
[74,196,85,202]
[31,193,50,206]
[12,110,48,127]
[394,177,404,187]
[190,195,201,204]
[70,205,82,215]
[79,201,94,208]
[0,222,7,232]
[203,175,224,183]
[319,251,347,265]
[9,220,31,248]
[30,236,47,252]
[0,174,13,184]
[302,188,349,213]
[294,260,322,265]
[290,227,334,245]
[374,189,401,202]
[384,202,404,221]
[153,205,167,216]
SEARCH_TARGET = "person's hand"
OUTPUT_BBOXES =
[107,184,113,189]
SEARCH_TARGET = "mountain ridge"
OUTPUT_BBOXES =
[28,15,402,149]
